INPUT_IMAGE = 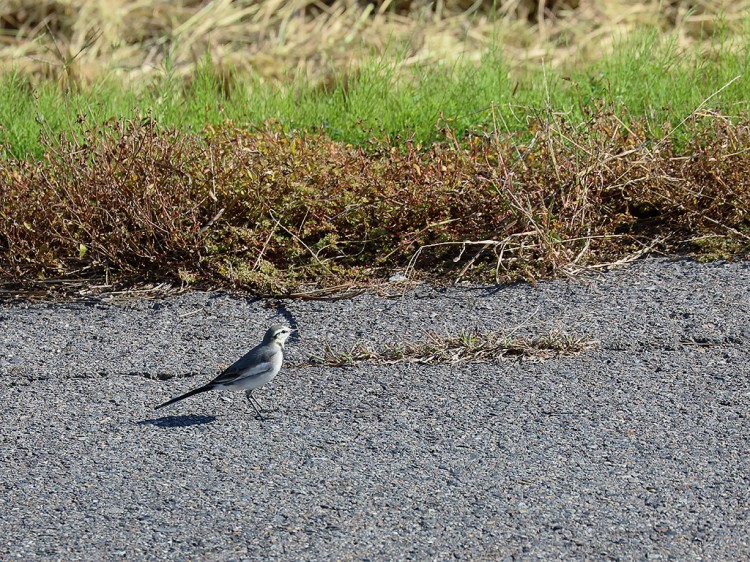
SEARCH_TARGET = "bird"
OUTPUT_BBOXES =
[155,324,293,419]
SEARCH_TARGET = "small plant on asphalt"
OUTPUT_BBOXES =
[305,328,598,367]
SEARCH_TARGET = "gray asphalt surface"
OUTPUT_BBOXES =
[1,257,748,560]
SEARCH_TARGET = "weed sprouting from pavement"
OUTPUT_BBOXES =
[305,329,598,367]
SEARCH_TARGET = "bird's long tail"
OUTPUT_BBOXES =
[155,385,214,410]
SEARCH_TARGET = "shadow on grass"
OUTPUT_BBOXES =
[137,414,217,428]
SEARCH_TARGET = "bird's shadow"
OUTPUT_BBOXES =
[137,414,217,428]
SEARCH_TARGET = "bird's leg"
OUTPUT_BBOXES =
[246,391,278,413]
[245,390,265,420]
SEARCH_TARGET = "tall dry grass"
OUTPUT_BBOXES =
[1,0,748,88]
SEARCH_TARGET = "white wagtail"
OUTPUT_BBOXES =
[155,324,293,419]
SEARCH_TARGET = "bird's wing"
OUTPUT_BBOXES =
[208,347,274,386]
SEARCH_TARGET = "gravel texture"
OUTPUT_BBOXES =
[1,257,749,560]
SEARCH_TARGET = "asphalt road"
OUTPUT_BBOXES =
[1,258,748,560]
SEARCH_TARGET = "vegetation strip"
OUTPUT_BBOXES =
[1,107,749,294]
[303,329,598,367]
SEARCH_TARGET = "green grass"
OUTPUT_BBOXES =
[2,29,749,160]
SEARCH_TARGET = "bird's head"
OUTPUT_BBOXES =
[265,324,293,348]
